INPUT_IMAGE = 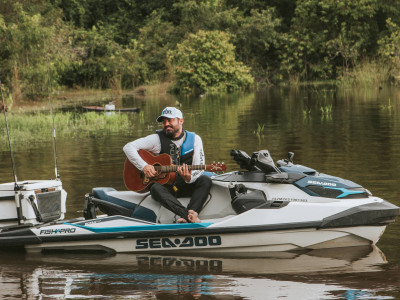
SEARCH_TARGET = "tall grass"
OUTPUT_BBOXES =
[380,98,393,111]
[320,104,332,115]
[0,112,131,148]
[254,123,265,136]
[339,59,391,86]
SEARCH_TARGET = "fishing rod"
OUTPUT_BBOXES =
[0,80,19,188]
[0,80,24,224]
[46,65,60,179]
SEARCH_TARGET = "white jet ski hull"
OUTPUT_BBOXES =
[23,222,386,254]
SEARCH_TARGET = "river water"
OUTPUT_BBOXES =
[1,85,400,299]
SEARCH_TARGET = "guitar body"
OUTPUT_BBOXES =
[124,150,176,193]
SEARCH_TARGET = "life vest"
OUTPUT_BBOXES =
[156,130,195,166]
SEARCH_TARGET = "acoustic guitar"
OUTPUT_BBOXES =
[123,149,226,193]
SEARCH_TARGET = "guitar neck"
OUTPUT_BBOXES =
[154,165,207,173]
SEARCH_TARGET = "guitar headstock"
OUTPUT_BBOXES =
[207,163,226,172]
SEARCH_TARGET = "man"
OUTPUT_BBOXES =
[123,107,212,223]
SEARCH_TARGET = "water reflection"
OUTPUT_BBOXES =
[0,246,396,299]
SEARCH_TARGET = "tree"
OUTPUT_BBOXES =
[378,18,400,81]
[134,10,177,84]
[233,8,282,83]
[0,2,73,100]
[280,0,380,81]
[169,30,254,93]
[62,26,139,89]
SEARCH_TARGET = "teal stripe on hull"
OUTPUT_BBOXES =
[65,222,213,233]
[324,187,365,198]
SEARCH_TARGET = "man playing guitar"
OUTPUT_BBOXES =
[123,107,212,223]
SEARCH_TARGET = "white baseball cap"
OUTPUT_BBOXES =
[156,107,183,122]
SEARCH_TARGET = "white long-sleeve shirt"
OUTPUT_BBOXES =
[123,132,205,184]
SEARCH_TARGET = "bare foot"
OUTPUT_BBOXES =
[177,218,188,223]
[187,210,201,223]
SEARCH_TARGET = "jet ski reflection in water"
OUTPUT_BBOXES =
[22,245,387,275]
[0,245,390,299]
[0,149,398,254]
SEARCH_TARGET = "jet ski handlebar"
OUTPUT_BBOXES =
[230,150,252,170]
[230,149,281,174]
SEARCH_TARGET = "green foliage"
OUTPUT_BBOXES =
[173,0,238,33]
[254,122,265,136]
[55,0,177,44]
[380,98,393,111]
[0,111,131,148]
[280,0,380,81]
[2,0,400,99]
[169,30,254,93]
[134,11,177,84]
[63,26,139,89]
[338,58,390,86]
[378,18,400,82]
[320,104,332,115]
[225,0,296,29]
[0,1,74,100]
[233,8,282,82]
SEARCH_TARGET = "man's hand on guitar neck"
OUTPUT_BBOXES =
[177,163,192,183]
[142,162,192,182]
[143,164,157,178]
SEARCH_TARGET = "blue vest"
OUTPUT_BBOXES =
[157,130,195,165]
[157,130,214,179]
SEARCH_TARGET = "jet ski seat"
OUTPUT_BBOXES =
[88,183,237,224]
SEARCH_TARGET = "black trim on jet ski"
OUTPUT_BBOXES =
[0,196,16,201]
[320,201,399,228]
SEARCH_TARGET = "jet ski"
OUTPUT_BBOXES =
[0,149,398,254]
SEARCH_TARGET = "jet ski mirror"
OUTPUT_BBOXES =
[277,152,295,167]
[287,152,294,163]
[279,152,294,165]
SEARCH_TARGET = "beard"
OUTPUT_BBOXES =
[164,126,179,138]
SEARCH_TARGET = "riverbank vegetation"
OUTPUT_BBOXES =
[1,0,400,101]
[0,112,131,148]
